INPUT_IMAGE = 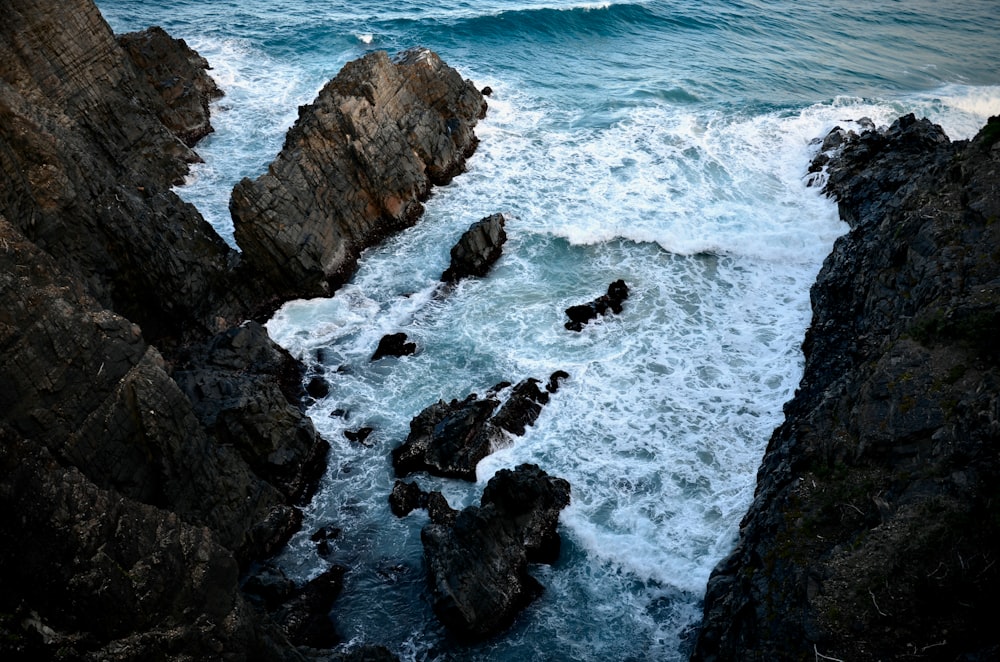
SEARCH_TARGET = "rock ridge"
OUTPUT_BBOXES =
[231,48,486,303]
[691,115,1000,660]
[2,0,484,658]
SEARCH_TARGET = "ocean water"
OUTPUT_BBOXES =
[97,1,1000,659]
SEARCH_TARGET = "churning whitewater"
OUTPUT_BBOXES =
[97,0,1000,658]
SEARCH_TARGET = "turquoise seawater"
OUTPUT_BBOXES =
[97,1,1000,659]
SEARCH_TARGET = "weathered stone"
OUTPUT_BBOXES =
[564,279,629,331]
[0,0,248,344]
[421,464,570,640]
[118,25,224,146]
[546,370,570,393]
[231,48,486,302]
[441,213,508,282]
[492,378,549,436]
[371,332,417,361]
[389,480,429,517]
[345,427,375,445]
[692,115,1000,661]
[269,565,346,648]
[392,393,502,481]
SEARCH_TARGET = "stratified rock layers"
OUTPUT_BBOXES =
[231,48,486,302]
[2,0,484,658]
[692,116,1000,660]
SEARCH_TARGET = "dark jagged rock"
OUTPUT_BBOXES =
[421,464,570,640]
[306,374,331,399]
[118,26,224,147]
[389,480,429,517]
[0,430,301,662]
[171,321,329,509]
[492,378,550,436]
[441,213,508,282]
[692,115,1000,661]
[392,394,502,481]
[392,377,562,481]
[269,565,346,649]
[546,370,570,393]
[564,279,629,331]
[2,0,489,658]
[371,332,417,361]
[0,221,302,563]
[231,48,487,302]
[311,525,342,557]
[344,427,375,445]
[426,491,459,527]
[0,0,248,345]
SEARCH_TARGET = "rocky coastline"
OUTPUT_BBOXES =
[691,115,1000,659]
[1,0,484,658]
[4,1,1000,660]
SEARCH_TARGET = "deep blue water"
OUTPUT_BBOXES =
[97,1,1000,659]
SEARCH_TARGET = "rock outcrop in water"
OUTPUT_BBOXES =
[441,213,508,282]
[421,464,571,640]
[691,114,1000,660]
[564,279,629,331]
[392,376,563,481]
[2,0,483,658]
[231,49,487,304]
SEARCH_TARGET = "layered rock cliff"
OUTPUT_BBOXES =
[231,48,485,304]
[692,116,1000,660]
[1,0,483,658]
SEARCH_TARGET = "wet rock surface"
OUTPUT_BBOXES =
[1,1,479,659]
[564,279,629,331]
[421,464,571,640]
[692,115,1000,660]
[391,376,565,481]
[392,393,502,481]
[371,332,417,361]
[441,213,508,282]
[231,48,487,303]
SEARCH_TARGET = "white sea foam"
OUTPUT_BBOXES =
[169,36,322,246]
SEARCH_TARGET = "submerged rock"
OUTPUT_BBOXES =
[441,213,508,282]
[564,279,629,331]
[421,464,571,640]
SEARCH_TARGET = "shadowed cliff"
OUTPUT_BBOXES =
[1,0,483,658]
[692,115,1000,660]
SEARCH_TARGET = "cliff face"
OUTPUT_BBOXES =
[1,0,482,658]
[0,0,245,345]
[692,115,1000,660]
